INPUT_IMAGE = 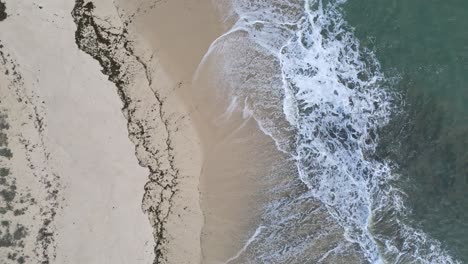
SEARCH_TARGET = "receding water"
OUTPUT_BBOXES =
[201,0,467,262]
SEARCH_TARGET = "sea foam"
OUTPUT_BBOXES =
[199,0,460,263]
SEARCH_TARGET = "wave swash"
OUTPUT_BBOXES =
[198,0,460,263]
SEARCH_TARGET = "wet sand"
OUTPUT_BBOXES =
[120,0,293,262]
[0,0,285,263]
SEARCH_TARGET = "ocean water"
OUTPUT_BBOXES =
[201,0,467,263]
[344,0,468,262]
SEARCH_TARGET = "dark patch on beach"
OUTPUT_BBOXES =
[0,131,8,146]
[0,41,60,263]
[0,113,9,130]
[0,112,27,262]
[0,147,12,158]
[0,1,7,22]
[72,1,181,263]
[0,223,29,263]
[0,224,28,247]
[0,187,16,202]
[0,168,9,177]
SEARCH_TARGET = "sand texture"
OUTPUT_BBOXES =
[0,0,222,263]
[0,0,273,262]
[0,0,159,263]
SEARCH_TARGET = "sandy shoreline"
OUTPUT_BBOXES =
[0,1,434,263]
[0,0,279,263]
[69,0,288,262]
[125,1,296,263]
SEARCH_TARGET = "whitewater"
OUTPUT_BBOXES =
[198,0,460,263]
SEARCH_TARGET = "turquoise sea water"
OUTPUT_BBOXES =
[205,0,467,262]
[344,1,468,261]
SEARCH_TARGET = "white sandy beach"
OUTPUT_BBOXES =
[1,0,445,263]
[1,0,154,263]
[0,0,289,263]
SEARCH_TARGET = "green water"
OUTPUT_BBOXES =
[343,0,468,261]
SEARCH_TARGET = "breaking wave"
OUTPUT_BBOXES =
[200,0,460,263]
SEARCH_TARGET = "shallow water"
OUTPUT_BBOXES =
[202,0,467,262]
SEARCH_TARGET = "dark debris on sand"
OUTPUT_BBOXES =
[0,1,7,22]
[0,38,60,264]
[72,1,181,264]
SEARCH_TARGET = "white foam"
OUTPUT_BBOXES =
[198,0,460,263]
[224,225,266,264]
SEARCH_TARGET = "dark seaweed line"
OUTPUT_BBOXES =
[71,1,179,263]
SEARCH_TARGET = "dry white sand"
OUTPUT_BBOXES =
[0,0,153,263]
